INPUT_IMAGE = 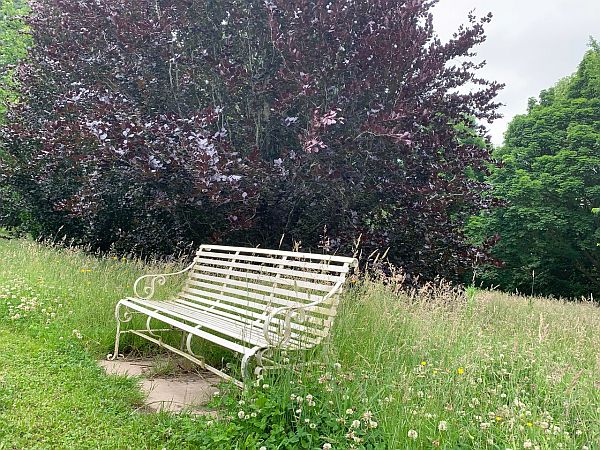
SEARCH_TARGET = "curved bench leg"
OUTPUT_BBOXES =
[107,301,132,360]
[241,346,268,383]
[186,325,203,358]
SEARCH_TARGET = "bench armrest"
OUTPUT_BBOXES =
[262,280,344,347]
[133,262,195,300]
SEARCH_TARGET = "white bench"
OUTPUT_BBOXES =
[108,245,357,386]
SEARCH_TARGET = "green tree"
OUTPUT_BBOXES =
[472,39,600,298]
[0,0,29,121]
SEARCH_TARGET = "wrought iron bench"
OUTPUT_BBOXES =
[108,245,357,386]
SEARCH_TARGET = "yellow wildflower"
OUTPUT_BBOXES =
[457,367,465,375]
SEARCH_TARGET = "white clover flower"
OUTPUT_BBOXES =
[523,440,533,449]
[259,447,266,450]
[480,422,491,430]
[345,408,354,415]
[368,420,378,429]
[237,411,245,419]
[351,420,361,428]
[238,400,245,405]
[262,384,270,389]
[306,394,313,401]
[408,429,418,439]
[438,421,448,431]
[323,444,332,450]
[309,423,317,429]
[333,362,342,370]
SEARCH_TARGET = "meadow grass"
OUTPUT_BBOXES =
[0,238,598,449]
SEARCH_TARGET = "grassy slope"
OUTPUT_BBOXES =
[0,238,598,449]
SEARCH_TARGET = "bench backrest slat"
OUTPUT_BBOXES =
[196,250,351,273]
[177,245,356,348]
[192,264,335,292]
[182,282,332,316]
[194,257,346,283]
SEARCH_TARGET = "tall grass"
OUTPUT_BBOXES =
[0,238,598,449]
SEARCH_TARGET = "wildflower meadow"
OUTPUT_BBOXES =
[0,239,598,448]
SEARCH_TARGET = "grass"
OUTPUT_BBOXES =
[0,238,598,449]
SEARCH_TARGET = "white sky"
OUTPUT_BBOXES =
[432,0,600,146]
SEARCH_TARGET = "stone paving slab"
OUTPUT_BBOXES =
[99,358,220,414]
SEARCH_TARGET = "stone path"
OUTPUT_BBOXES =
[99,358,220,415]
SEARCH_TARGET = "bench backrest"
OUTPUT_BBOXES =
[177,245,357,348]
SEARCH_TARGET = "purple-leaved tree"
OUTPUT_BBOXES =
[0,0,502,280]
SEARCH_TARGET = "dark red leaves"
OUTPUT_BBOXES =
[1,0,501,280]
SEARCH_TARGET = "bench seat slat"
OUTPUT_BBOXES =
[196,251,350,273]
[194,257,345,283]
[179,287,332,323]
[124,297,321,348]
[120,299,252,354]
[175,295,328,338]
[123,298,268,348]
[174,298,324,346]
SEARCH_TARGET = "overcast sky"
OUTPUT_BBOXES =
[432,0,599,146]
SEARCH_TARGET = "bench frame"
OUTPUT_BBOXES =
[107,245,357,387]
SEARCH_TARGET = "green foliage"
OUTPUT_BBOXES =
[1,239,599,448]
[206,368,385,449]
[470,40,600,298]
[0,0,29,120]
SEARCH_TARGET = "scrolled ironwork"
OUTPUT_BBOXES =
[262,280,343,347]
[116,306,133,323]
[132,262,195,300]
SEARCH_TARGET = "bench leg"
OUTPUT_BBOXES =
[107,301,132,361]
[241,346,268,383]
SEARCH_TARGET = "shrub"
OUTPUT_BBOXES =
[1,0,502,280]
